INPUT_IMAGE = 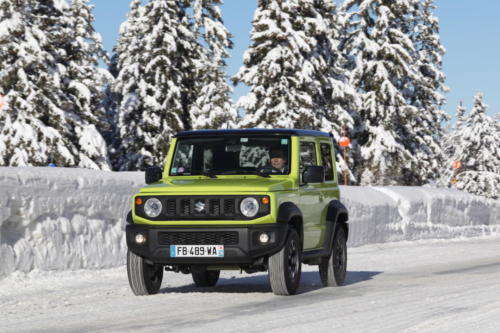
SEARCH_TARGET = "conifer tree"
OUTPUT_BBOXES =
[439,101,465,186]
[112,0,202,170]
[0,0,64,166]
[233,0,355,131]
[190,0,236,129]
[343,0,436,185]
[0,0,110,169]
[108,0,143,169]
[406,0,448,184]
[55,0,112,169]
[444,94,500,199]
[441,101,464,171]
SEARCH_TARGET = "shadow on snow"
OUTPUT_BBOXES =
[159,270,382,295]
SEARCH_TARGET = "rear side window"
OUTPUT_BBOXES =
[320,143,334,181]
[300,142,317,172]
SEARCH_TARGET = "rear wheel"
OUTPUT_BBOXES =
[268,229,302,295]
[319,226,347,287]
[127,250,164,295]
[192,269,220,287]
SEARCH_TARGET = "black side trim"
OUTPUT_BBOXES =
[326,200,348,224]
[277,202,302,223]
[302,249,330,261]
[326,200,349,239]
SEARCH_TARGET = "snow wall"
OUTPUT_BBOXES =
[1,167,499,279]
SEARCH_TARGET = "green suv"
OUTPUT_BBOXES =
[126,129,349,296]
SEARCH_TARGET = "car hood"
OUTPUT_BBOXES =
[139,177,295,194]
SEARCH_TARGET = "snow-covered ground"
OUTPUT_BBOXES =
[1,237,499,332]
[1,167,499,279]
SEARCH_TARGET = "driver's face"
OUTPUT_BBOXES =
[271,157,286,170]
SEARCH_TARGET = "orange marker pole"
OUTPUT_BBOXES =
[338,136,350,186]
[343,147,348,185]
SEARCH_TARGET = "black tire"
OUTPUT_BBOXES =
[268,229,302,295]
[319,226,347,287]
[192,269,220,287]
[127,250,164,295]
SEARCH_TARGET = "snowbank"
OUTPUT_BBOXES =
[342,186,500,247]
[0,168,143,279]
[1,167,499,279]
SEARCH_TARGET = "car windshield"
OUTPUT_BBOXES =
[170,136,291,176]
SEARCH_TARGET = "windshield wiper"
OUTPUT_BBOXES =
[256,170,271,178]
[201,170,217,178]
[218,170,270,178]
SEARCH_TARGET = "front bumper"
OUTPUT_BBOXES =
[126,223,288,265]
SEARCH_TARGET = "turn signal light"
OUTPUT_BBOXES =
[135,198,143,205]
[261,197,270,205]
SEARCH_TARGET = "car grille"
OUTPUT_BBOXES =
[158,231,239,245]
[165,197,239,218]
[135,195,269,220]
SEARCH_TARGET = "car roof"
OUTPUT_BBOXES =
[175,128,332,138]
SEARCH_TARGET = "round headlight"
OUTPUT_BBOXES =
[240,197,259,217]
[144,198,162,218]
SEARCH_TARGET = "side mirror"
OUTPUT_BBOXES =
[303,166,324,184]
[145,166,163,184]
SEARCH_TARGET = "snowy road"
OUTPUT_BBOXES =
[1,237,500,333]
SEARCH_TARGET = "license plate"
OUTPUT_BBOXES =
[170,245,224,257]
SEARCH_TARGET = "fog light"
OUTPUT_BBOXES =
[135,233,146,244]
[259,233,270,244]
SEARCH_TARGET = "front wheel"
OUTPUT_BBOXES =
[268,229,302,295]
[319,226,347,287]
[127,250,164,295]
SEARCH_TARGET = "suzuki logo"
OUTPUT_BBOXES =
[194,200,206,213]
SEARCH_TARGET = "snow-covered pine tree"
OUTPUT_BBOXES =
[446,93,500,199]
[0,0,65,166]
[190,0,236,129]
[233,0,354,131]
[405,0,448,184]
[315,1,359,182]
[0,0,110,169]
[343,0,432,185]
[107,0,143,169]
[53,0,112,169]
[455,100,466,125]
[112,0,202,170]
[439,101,466,186]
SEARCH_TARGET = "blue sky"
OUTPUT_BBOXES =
[90,0,500,120]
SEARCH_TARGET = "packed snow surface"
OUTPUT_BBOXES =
[1,237,499,332]
[1,167,499,280]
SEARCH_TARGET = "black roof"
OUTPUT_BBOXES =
[175,128,332,138]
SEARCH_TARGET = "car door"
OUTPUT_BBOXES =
[316,139,340,246]
[298,138,323,250]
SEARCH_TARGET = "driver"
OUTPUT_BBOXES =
[269,149,288,174]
